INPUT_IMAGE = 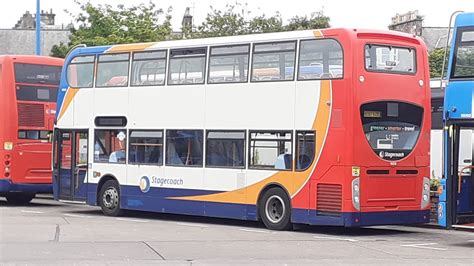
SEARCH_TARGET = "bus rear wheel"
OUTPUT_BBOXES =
[99,180,123,216]
[5,193,35,205]
[259,187,292,230]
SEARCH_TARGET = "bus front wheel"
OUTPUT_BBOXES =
[259,187,292,231]
[99,180,123,216]
[5,193,35,205]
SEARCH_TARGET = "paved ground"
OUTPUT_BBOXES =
[0,196,473,265]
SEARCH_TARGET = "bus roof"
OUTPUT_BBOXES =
[0,55,63,66]
[454,12,474,28]
[71,28,424,56]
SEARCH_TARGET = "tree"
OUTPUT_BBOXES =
[50,1,172,58]
[191,3,329,38]
[192,4,249,38]
[429,47,449,78]
[285,11,330,31]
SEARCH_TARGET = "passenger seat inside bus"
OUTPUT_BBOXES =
[275,154,291,170]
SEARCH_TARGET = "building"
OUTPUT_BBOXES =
[389,10,451,51]
[0,10,71,56]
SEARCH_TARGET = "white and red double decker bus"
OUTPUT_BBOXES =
[54,28,431,229]
[0,55,63,204]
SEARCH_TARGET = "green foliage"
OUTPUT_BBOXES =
[50,1,172,58]
[285,11,330,31]
[50,42,70,58]
[429,47,449,78]
[190,3,329,38]
[50,1,331,57]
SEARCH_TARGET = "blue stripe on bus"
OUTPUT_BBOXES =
[0,179,52,194]
[79,184,430,227]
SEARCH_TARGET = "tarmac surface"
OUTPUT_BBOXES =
[0,196,473,265]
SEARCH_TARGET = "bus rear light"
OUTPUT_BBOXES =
[4,172,10,178]
[4,142,13,150]
[5,166,10,173]
[4,154,10,160]
[421,177,430,209]
[352,178,360,211]
[4,160,10,166]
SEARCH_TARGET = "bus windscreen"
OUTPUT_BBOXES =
[14,63,61,85]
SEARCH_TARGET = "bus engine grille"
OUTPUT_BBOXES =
[317,183,342,216]
[18,103,45,127]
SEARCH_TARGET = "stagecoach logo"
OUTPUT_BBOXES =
[139,176,151,193]
[379,151,405,159]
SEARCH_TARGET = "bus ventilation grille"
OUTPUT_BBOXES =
[18,103,44,127]
[317,183,342,216]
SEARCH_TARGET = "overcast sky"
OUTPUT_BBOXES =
[1,0,472,30]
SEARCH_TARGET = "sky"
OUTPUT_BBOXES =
[0,0,472,30]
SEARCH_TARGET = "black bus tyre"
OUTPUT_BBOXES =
[259,187,292,231]
[6,193,35,205]
[99,180,123,216]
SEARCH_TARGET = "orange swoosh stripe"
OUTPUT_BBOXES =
[106,43,156,53]
[313,30,323,37]
[58,88,79,121]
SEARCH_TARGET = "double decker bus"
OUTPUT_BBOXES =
[53,28,431,229]
[0,55,63,204]
[439,12,474,230]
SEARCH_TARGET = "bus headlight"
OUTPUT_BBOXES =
[421,177,430,209]
[352,178,360,211]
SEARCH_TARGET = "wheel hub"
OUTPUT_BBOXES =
[265,195,285,224]
[103,187,119,209]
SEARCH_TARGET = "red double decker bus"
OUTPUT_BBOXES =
[0,55,63,204]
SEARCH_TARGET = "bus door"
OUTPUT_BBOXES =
[441,125,474,229]
[55,130,89,201]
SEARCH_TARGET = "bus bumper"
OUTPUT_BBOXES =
[0,179,52,194]
[342,209,431,227]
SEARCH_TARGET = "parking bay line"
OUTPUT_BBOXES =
[63,213,93,219]
[239,228,270,234]
[400,243,448,251]
[314,236,358,242]
[20,210,44,214]
[116,218,149,223]
[176,222,210,228]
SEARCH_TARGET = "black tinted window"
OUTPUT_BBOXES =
[361,101,423,161]
[15,63,61,85]
[16,85,58,102]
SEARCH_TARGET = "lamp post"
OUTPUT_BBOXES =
[35,0,41,55]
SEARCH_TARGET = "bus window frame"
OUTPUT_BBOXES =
[95,53,131,88]
[297,38,345,81]
[207,44,251,85]
[295,130,316,171]
[205,129,247,169]
[128,129,164,166]
[130,50,168,87]
[165,129,204,167]
[167,47,208,86]
[250,40,297,83]
[364,43,417,76]
[66,55,96,89]
[248,130,293,171]
[450,26,474,80]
